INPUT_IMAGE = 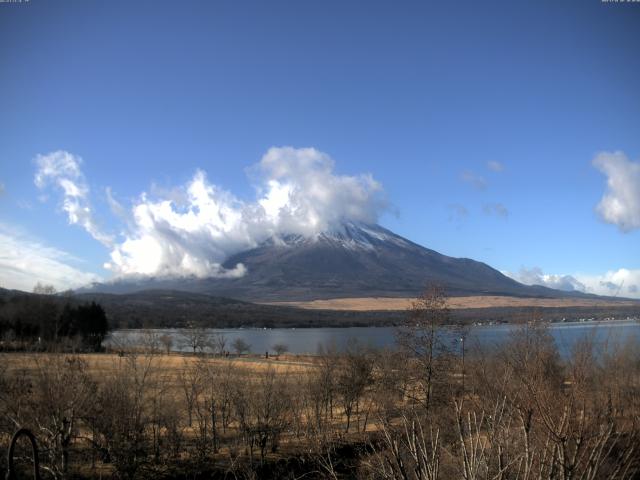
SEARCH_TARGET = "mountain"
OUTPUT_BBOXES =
[83,222,598,301]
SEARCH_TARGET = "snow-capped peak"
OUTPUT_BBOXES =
[264,221,411,251]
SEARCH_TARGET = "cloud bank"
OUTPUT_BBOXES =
[0,224,101,291]
[507,267,586,292]
[593,151,640,232]
[38,147,385,279]
[505,266,640,299]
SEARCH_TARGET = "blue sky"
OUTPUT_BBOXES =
[0,0,639,297]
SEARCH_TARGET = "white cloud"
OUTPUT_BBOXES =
[256,147,385,234]
[34,151,114,246]
[576,268,640,298]
[0,224,101,292]
[461,170,487,190]
[487,160,504,172]
[593,151,640,232]
[506,266,586,292]
[104,146,387,278]
[105,170,253,278]
[105,187,127,220]
[505,266,640,299]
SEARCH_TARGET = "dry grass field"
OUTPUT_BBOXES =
[0,351,316,377]
[266,295,640,311]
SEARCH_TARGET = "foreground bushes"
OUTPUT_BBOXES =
[1,323,639,479]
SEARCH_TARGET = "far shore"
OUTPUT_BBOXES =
[264,295,640,311]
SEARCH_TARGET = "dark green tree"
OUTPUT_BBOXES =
[59,302,109,350]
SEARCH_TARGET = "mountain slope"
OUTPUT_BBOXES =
[84,222,597,301]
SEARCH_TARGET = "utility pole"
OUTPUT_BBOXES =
[460,336,465,397]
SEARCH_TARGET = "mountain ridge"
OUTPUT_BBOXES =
[81,222,610,302]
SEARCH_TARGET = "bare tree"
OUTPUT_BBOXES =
[33,283,57,295]
[28,282,61,343]
[159,334,173,355]
[210,333,227,356]
[397,283,451,411]
[179,360,202,427]
[232,337,251,356]
[140,329,161,354]
[364,409,441,480]
[232,367,292,465]
[180,326,208,355]
[336,340,373,433]
[312,342,338,428]
[371,349,410,422]
[87,353,156,480]
[272,343,288,358]
[26,355,95,479]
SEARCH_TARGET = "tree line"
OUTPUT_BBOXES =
[0,284,109,351]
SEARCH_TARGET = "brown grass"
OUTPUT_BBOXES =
[264,295,640,311]
[0,351,317,377]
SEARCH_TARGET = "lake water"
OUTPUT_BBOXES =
[107,319,640,357]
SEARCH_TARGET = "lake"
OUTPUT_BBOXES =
[107,319,640,357]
